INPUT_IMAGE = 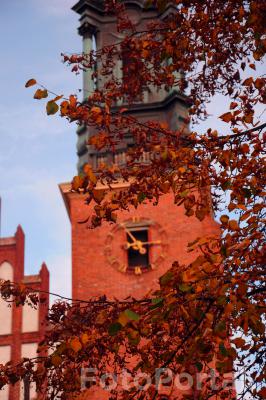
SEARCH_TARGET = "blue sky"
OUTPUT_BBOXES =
[0,0,81,298]
[0,1,264,301]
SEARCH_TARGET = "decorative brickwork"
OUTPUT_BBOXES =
[0,226,49,400]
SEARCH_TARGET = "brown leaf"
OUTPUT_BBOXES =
[228,219,239,231]
[34,89,48,100]
[230,102,238,110]
[51,354,62,367]
[219,112,232,123]
[243,77,253,86]
[25,78,37,88]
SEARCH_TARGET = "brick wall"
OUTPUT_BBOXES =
[0,226,49,400]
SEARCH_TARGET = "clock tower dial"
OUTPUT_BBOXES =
[104,217,168,275]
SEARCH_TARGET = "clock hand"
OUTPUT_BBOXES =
[126,240,161,249]
[124,227,138,243]
[125,240,147,254]
[140,240,162,246]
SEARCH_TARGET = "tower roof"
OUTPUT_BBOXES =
[72,0,105,15]
[72,0,153,15]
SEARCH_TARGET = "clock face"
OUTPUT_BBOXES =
[104,217,168,275]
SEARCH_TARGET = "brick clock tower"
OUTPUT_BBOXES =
[60,0,219,302]
[59,0,222,399]
[58,1,224,398]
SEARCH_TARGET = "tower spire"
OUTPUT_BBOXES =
[72,0,188,173]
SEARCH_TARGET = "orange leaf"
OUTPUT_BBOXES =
[254,78,264,90]
[60,100,69,116]
[219,112,232,123]
[51,354,62,367]
[243,77,253,86]
[71,176,84,191]
[69,95,77,107]
[80,333,89,345]
[34,89,48,99]
[92,189,105,204]
[70,337,82,352]
[220,215,229,224]
[25,78,37,88]
[243,114,253,124]
[52,95,64,102]
[228,220,239,231]
[241,143,249,153]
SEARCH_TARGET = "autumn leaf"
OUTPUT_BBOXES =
[108,322,122,336]
[230,102,238,110]
[220,215,229,224]
[34,89,48,99]
[160,271,174,286]
[92,189,105,204]
[118,312,129,327]
[228,219,239,231]
[258,388,266,398]
[71,175,85,191]
[232,337,246,348]
[69,337,82,352]
[80,333,89,345]
[179,283,192,293]
[241,143,249,154]
[46,100,59,115]
[254,78,264,90]
[243,77,253,86]
[25,78,37,88]
[124,309,140,321]
[90,106,103,124]
[219,112,232,123]
[51,354,62,367]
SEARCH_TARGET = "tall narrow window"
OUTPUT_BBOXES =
[127,228,149,270]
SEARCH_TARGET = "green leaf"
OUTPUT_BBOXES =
[25,78,37,88]
[127,329,140,345]
[46,101,59,115]
[160,271,173,286]
[220,246,228,257]
[180,190,189,198]
[214,321,226,334]
[137,193,146,203]
[108,322,122,336]
[221,180,231,190]
[124,309,140,321]
[152,297,164,305]
[178,283,192,293]
[217,296,227,305]
[195,362,203,372]
[150,297,164,309]
[219,342,228,357]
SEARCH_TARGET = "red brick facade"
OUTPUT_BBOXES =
[0,226,49,400]
[60,183,219,301]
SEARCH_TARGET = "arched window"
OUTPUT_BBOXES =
[0,261,13,335]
